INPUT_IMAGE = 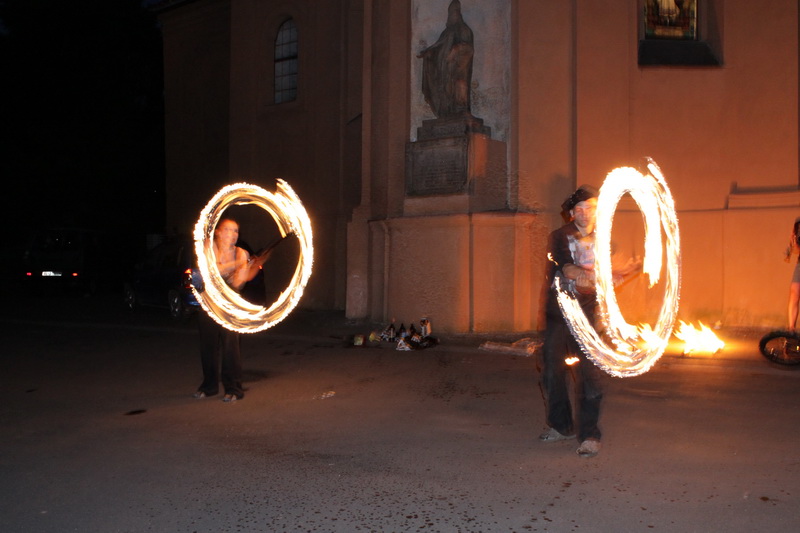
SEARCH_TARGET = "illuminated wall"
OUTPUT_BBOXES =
[514,0,798,330]
[159,0,799,331]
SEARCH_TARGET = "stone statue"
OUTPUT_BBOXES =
[418,0,474,118]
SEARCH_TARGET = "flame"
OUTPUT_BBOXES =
[565,356,580,366]
[674,321,724,355]
[193,180,314,333]
[556,159,681,377]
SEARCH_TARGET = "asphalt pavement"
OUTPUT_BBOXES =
[1,293,799,532]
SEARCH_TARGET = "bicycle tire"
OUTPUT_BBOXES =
[759,330,800,366]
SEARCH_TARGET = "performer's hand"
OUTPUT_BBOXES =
[251,249,271,268]
[574,269,596,294]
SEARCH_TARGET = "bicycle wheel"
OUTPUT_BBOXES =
[759,330,800,366]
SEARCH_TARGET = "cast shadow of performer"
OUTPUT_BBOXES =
[418,0,474,118]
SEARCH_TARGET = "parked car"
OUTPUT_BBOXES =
[22,227,124,295]
[124,238,200,318]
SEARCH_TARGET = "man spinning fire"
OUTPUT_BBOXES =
[539,185,639,458]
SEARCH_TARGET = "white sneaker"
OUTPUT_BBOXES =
[576,439,601,458]
[539,427,575,442]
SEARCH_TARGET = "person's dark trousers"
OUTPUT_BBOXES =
[541,311,603,442]
[197,311,244,398]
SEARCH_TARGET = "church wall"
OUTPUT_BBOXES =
[354,0,412,321]
[160,0,364,311]
[513,1,578,333]
[631,2,797,209]
[227,0,363,309]
[160,0,231,237]
[513,1,575,224]
[572,1,798,210]
[366,0,541,333]
[514,0,799,330]
[159,0,800,331]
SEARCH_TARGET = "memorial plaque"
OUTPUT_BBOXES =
[416,116,490,141]
[406,136,469,196]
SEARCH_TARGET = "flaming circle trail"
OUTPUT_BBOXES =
[556,159,681,377]
[193,180,314,333]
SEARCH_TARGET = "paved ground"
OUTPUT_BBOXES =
[1,294,799,532]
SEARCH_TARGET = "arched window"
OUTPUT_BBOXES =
[274,18,298,103]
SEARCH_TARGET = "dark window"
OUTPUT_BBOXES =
[275,18,298,103]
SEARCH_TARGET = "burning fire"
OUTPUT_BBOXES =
[193,180,314,333]
[674,321,725,355]
[556,159,681,377]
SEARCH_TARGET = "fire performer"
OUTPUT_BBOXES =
[193,217,270,403]
[539,185,605,458]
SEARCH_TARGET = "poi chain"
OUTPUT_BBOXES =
[193,180,314,334]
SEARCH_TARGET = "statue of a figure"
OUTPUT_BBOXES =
[418,0,474,118]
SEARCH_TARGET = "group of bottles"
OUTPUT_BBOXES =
[381,317,431,343]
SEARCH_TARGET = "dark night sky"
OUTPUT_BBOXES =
[0,0,165,250]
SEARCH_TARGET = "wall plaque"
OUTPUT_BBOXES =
[406,136,469,196]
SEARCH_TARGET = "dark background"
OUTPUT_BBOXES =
[0,0,165,263]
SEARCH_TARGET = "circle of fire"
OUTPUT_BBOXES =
[555,159,681,377]
[192,180,314,333]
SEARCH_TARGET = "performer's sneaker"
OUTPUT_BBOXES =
[576,439,601,458]
[192,391,207,399]
[539,427,575,442]
[222,394,239,403]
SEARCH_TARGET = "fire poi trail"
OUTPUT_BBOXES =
[555,159,681,377]
[193,180,314,334]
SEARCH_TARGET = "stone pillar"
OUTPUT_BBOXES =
[370,211,543,333]
[373,114,544,333]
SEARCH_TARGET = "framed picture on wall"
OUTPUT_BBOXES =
[644,0,697,40]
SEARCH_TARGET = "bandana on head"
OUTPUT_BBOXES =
[561,185,599,213]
